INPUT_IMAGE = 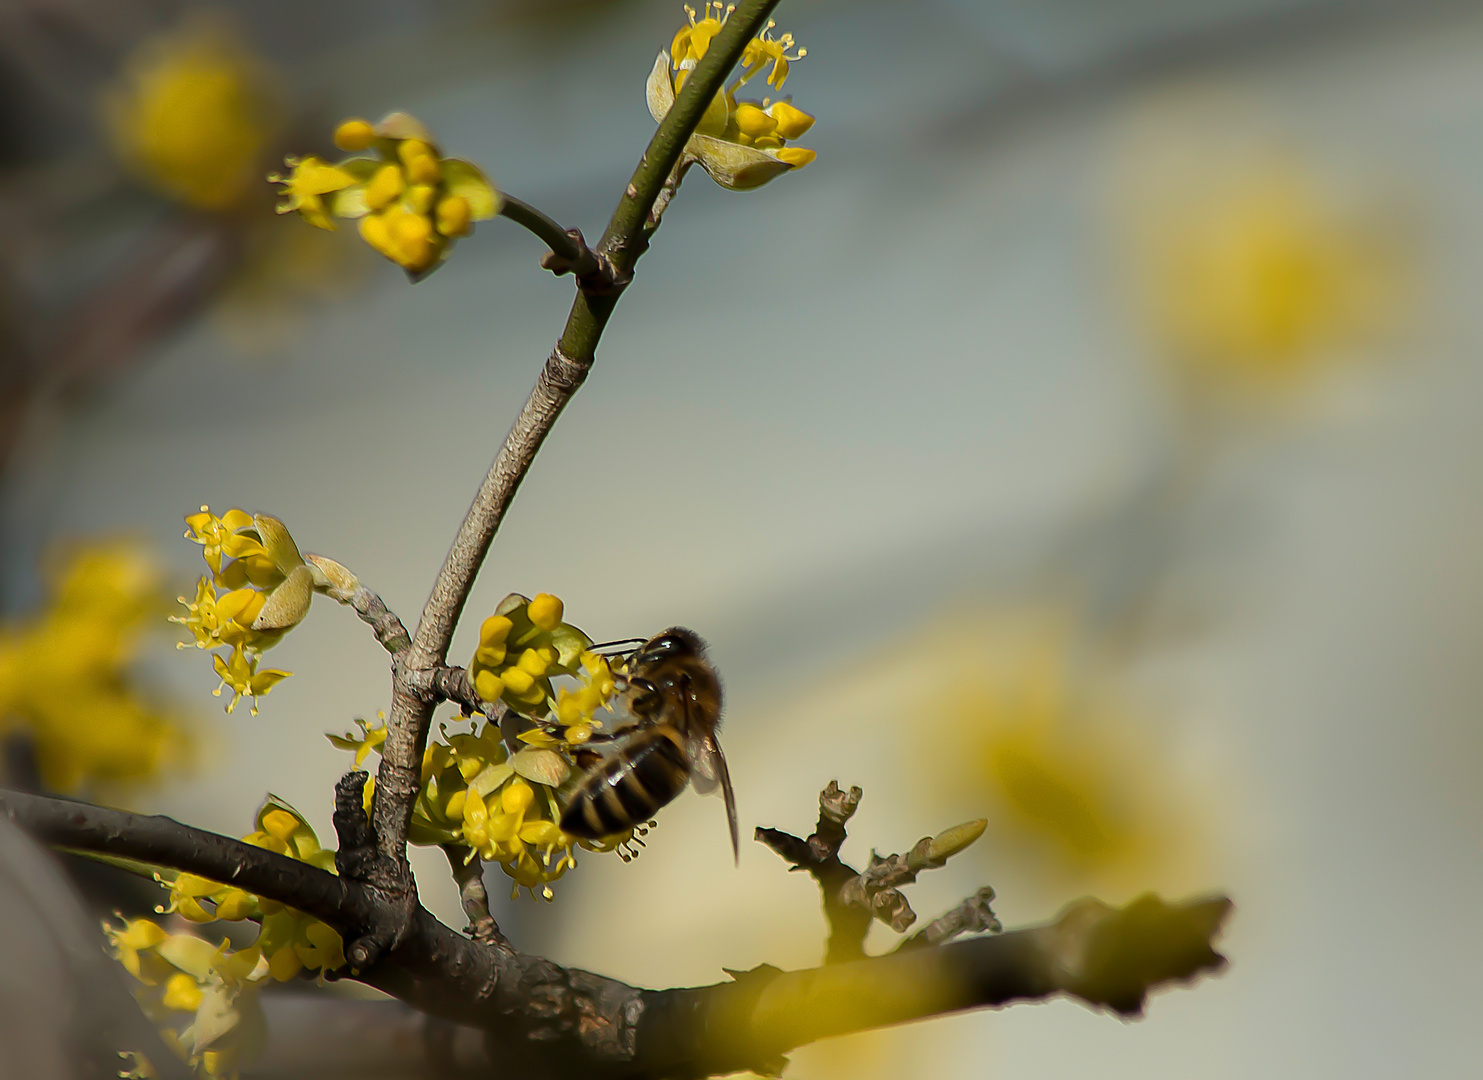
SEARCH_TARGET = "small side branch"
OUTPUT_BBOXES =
[497,195,610,289]
[305,554,411,655]
[898,887,1003,951]
[402,665,484,715]
[441,843,506,947]
[758,782,992,962]
[756,781,871,963]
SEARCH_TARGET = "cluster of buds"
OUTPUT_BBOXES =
[648,3,816,190]
[271,112,499,276]
[467,593,612,724]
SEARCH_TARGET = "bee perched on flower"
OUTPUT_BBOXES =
[647,3,816,190]
[271,113,500,277]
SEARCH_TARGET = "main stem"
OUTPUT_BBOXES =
[370,0,785,868]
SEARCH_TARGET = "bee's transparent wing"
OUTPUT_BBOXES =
[688,731,739,865]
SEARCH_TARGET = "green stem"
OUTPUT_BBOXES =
[375,0,788,873]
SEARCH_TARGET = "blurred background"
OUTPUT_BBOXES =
[2,0,1480,1076]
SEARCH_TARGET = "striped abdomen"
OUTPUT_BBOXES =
[560,728,690,840]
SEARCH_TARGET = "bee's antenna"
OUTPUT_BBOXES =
[588,637,646,654]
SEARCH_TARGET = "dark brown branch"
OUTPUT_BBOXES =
[756,780,870,963]
[0,788,371,932]
[1,787,1229,1080]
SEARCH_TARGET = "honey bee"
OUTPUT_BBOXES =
[559,627,739,863]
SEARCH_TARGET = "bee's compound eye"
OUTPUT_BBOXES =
[637,633,689,665]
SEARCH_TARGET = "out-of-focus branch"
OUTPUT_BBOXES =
[756,780,872,962]
[898,887,1003,951]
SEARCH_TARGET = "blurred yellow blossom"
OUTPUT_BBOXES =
[647,4,816,191]
[0,545,191,793]
[920,610,1208,898]
[104,17,281,211]
[105,913,271,1079]
[271,113,499,277]
[1118,144,1408,400]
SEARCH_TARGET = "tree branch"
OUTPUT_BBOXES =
[369,0,786,879]
[497,194,605,285]
[757,781,994,962]
[442,843,506,947]
[1,787,1230,1080]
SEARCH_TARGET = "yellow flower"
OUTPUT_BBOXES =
[103,16,281,211]
[107,916,275,1079]
[272,112,500,277]
[648,4,816,191]
[336,707,630,898]
[175,507,319,715]
[268,156,362,231]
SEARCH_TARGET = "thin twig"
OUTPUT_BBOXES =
[339,584,411,655]
[440,844,507,946]
[898,887,1003,951]
[497,195,605,284]
[369,0,786,880]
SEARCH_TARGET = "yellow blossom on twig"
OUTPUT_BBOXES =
[648,3,816,191]
[271,113,499,277]
[174,506,316,714]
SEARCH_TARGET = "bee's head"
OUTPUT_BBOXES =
[632,627,706,669]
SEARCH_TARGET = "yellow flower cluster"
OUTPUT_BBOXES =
[272,113,499,277]
[174,507,314,714]
[468,592,611,723]
[103,16,281,211]
[0,546,190,793]
[160,798,345,979]
[336,713,631,900]
[648,3,816,190]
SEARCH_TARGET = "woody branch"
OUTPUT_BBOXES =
[0,786,1230,1080]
